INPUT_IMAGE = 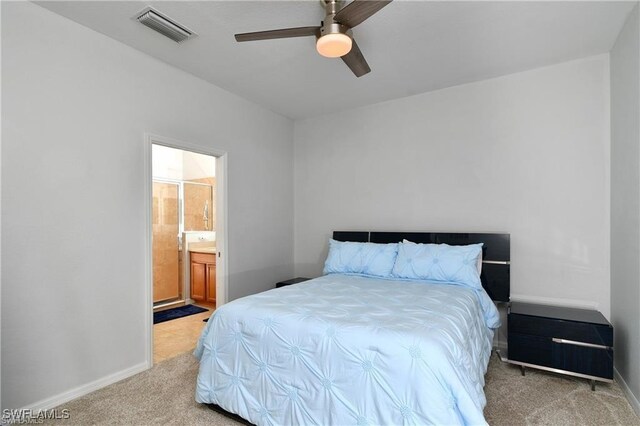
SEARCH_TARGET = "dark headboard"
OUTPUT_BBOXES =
[332,231,510,302]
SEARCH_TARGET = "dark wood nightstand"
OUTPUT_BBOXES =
[275,277,311,288]
[507,301,613,390]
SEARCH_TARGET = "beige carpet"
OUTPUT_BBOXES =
[484,354,639,426]
[45,352,639,425]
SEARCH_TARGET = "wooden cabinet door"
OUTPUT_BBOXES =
[191,261,206,302]
[206,263,216,303]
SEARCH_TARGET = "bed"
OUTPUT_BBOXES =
[195,231,510,425]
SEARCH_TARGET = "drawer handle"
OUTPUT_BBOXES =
[552,338,611,350]
[482,260,510,265]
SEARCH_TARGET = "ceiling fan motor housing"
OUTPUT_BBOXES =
[319,22,352,39]
[322,0,351,38]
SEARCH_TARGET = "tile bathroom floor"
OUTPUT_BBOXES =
[153,304,213,364]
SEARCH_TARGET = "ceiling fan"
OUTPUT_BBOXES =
[234,0,392,77]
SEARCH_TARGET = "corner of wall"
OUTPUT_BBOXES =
[616,368,640,417]
[0,0,3,412]
[610,0,640,413]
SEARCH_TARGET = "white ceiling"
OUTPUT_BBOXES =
[37,1,635,119]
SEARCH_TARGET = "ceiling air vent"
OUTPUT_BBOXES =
[135,7,195,43]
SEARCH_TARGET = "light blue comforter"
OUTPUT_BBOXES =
[195,274,498,425]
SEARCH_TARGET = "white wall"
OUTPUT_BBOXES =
[152,144,184,180]
[182,150,216,181]
[0,0,3,410]
[294,55,611,318]
[611,3,640,412]
[1,2,293,410]
[152,144,216,181]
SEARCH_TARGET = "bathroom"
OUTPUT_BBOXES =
[152,144,216,312]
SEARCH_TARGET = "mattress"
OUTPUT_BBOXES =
[194,274,498,425]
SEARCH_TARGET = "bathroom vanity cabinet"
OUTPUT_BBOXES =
[190,252,216,304]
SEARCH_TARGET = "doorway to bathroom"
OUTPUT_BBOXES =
[146,135,227,366]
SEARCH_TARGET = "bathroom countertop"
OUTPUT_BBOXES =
[189,247,216,255]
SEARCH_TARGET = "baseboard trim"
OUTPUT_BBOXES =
[615,367,640,417]
[20,362,149,411]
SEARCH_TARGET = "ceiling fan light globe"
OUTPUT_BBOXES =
[316,33,352,58]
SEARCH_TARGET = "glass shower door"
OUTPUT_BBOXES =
[152,181,181,303]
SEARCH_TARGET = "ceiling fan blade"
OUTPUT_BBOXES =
[334,0,392,28]
[341,38,370,77]
[235,26,320,42]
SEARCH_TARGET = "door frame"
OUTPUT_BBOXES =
[144,133,229,368]
[151,177,216,308]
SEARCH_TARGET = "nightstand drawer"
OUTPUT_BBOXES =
[509,332,614,379]
[553,339,613,379]
[509,314,613,347]
[508,332,553,367]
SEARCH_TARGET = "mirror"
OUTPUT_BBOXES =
[184,182,215,231]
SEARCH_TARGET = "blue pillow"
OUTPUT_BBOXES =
[392,241,483,289]
[323,239,399,278]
